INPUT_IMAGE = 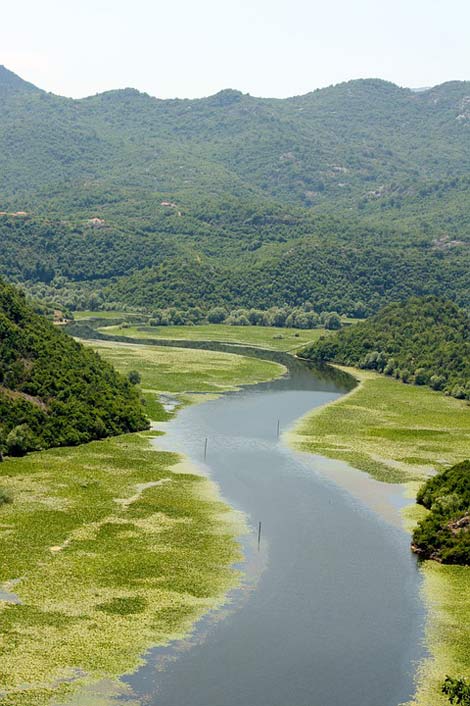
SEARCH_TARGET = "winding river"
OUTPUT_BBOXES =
[118,352,426,706]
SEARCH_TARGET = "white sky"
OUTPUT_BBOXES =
[1,0,469,99]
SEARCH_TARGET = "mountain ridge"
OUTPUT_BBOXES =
[1,64,469,102]
[1,66,469,315]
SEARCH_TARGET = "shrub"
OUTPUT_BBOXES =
[128,370,141,385]
[0,488,13,506]
[6,424,38,457]
[442,676,470,705]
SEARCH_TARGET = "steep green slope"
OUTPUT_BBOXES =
[301,296,470,399]
[413,460,470,565]
[0,279,148,455]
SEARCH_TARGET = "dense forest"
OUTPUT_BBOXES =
[0,66,470,313]
[413,461,470,565]
[301,296,470,400]
[1,202,469,314]
[1,66,470,209]
[0,278,148,457]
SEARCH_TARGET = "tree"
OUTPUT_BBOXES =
[128,370,141,385]
[269,308,289,327]
[324,312,342,330]
[248,309,268,326]
[442,676,470,705]
[6,424,38,457]
[207,307,227,324]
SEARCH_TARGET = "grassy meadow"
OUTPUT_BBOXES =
[0,432,244,706]
[289,367,470,705]
[73,311,142,321]
[96,322,327,352]
[290,368,470,484]
[0,338,287,704]
[83,339,286,394]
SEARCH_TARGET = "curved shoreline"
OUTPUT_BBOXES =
[71,329,447,705]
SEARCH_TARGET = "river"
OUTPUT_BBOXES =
[117,355,426,706]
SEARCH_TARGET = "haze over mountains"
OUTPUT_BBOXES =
[0,65,469,314]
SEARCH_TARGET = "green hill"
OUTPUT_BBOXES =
[0,279,148,456]
[1,68,470,209]
[1,67,470,313]
[301,296,470,400]
[413,460,470,565]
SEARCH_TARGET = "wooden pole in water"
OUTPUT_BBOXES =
[204,437,208,460]
[277,419,280,439]
[257,521,262,551]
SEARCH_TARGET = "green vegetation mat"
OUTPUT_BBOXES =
[0,432,244,706]
[409,563,470,706]
[97,323,326,352]
[290,368,470,484]
[83,339,286,393]
[0,337,287,704]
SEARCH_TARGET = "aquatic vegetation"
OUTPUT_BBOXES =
[96,322,327,352]
[0,432,245,705]
[83,340,286,393]
[409,563,470,706]
[290,368,470,483]
[0,337,287,704]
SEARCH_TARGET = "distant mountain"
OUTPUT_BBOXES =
[0,67,469,314]
[1,68,469,209]
[0,278,148,455]
[0,65,40,97]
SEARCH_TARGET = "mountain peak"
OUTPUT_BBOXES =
[0,65,41,95]
[207,89,245,106]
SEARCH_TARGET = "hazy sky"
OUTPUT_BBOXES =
[1,0,469,99]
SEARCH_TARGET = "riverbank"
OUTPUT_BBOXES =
[0,431,245,706]
[93,321,328,352]
[0,345,286,705]
[289,367,470,706]
[289,367,470,483]
[83,338,287,393]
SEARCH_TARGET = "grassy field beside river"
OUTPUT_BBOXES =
[83,339,286,394]
[0,343,284,705]
[0,432,244,706]
[291,368,470,483]
[289,367,470,706]
[96,322,327,352]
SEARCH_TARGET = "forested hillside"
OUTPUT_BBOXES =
[413,460,470,565]
[1,65,470,313]
[0,278,148,456]
[301,297,470,400]
[1,66,470,209]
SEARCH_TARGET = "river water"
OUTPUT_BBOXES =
[119,357,426,706]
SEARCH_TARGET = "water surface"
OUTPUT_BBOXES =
[121,359,425,706]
